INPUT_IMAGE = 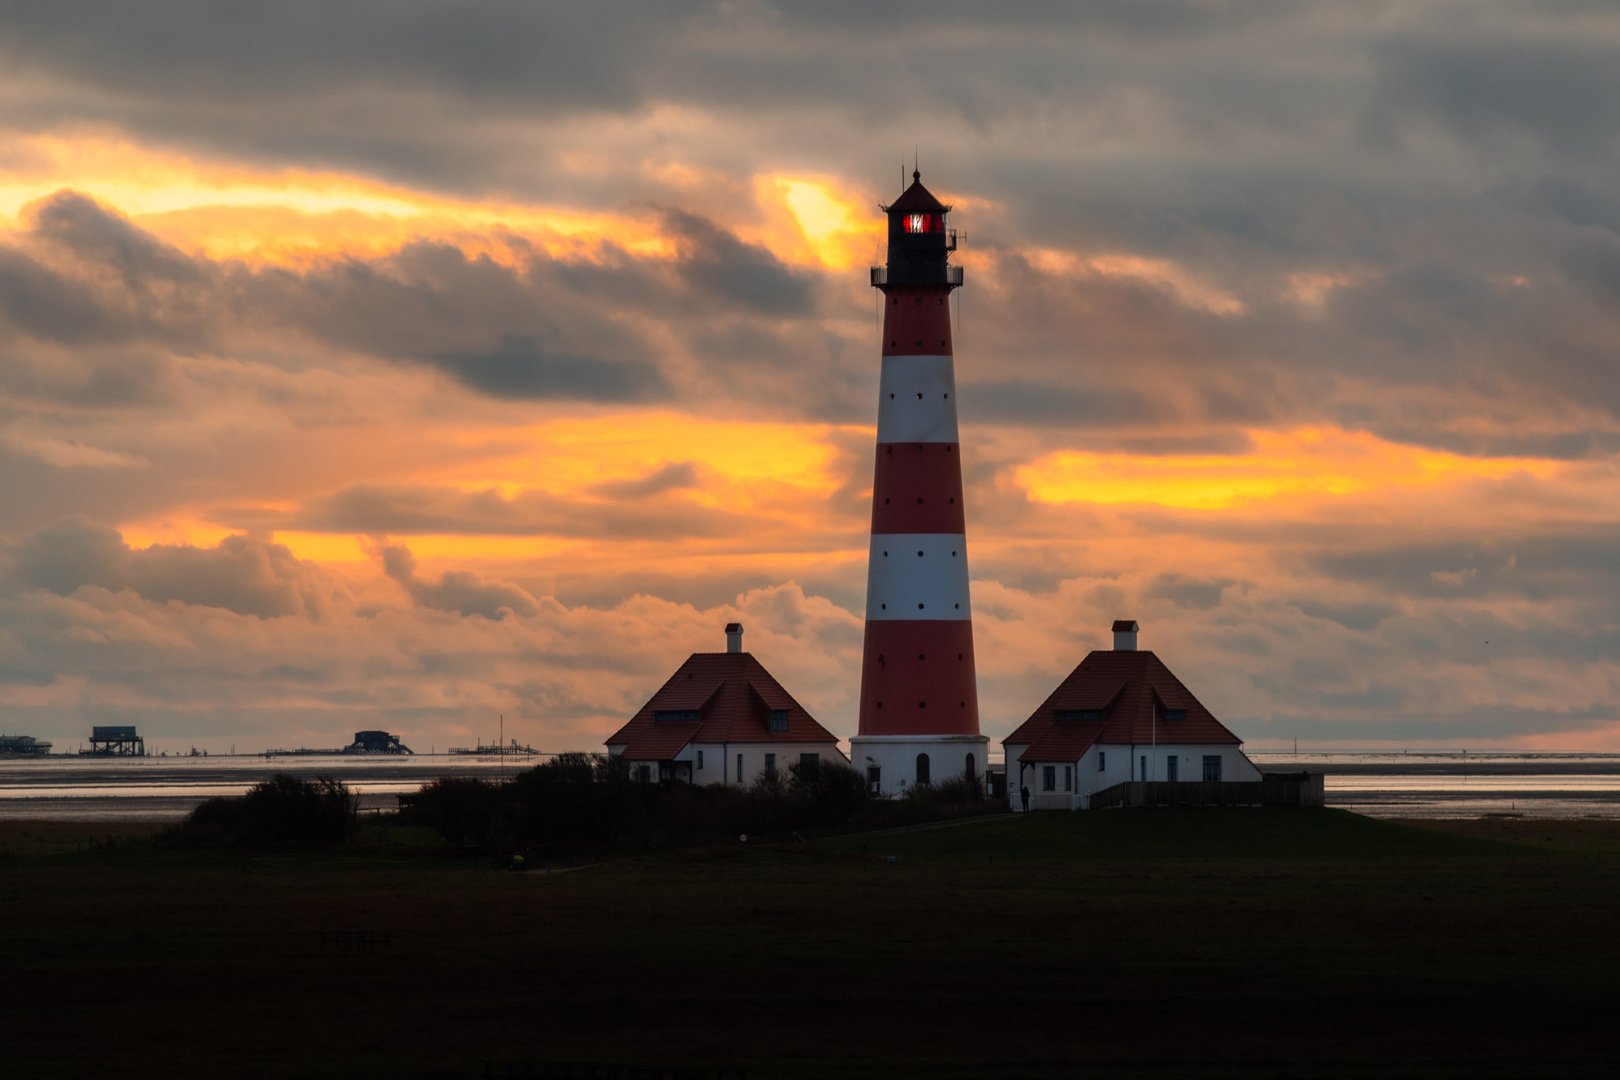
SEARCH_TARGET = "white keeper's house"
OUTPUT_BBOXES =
[606,623,846,785]
[1003,620,1262,811]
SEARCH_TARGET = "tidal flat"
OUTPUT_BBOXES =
[4,810,1617,1079]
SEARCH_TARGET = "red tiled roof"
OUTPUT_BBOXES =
[606,652,839,760]
[1004,649,1243,760]
[1020,724,1102,765]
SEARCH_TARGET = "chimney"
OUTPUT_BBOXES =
[1112,619,1139,651]
[725,622,744,654]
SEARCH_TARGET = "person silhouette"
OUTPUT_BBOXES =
[1019,784,1031,813]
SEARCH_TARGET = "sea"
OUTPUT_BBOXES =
[4,750,1620,821]
[0,753,529,822]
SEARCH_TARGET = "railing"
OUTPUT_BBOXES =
[870,264,964,288]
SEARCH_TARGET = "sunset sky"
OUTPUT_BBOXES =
[3,2,1619,754]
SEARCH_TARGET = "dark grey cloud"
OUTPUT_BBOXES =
[1291,600,1397,633]
[963,380,1171,427]
[1311,535,1620,603]
[377,542,538,619]
[1377,36,1620,159]
[1144,573,1239,610]
[30,190,200,289]
[0,247,128,345]
[659,207,813,316]
[0,192,831,413]
[423,335,663,402]
[588,462,699,500]
[6,518,342,618]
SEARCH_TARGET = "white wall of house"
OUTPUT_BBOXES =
[1006,743,1262,810]
[849,734,989,797]
[628,741,847,786]
[1115,744,1262,786]
[711,742,846,786]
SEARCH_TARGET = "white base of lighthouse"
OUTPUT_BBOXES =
[849,733,989,798]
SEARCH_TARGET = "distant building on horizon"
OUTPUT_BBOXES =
[606,623,845,785]
[86,725,146,757]
[346,730,413,754]
[0,733,53,757]
[1004,620,1263,811]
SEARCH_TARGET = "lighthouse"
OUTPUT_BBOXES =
[850,169,988,796]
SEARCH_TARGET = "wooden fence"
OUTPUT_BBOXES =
[1088,772,1324,810]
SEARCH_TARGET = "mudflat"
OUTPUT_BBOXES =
[3,810,1617,1079]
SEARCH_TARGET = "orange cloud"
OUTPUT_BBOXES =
[435,411,857,507]
[1016,426,1564,510]
[0,132,677,267]
[752,174,882,270]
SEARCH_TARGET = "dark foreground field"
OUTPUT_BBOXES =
[4,810,1619,1079]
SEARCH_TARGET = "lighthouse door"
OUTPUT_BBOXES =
[866,765,882,794]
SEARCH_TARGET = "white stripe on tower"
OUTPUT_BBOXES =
[876,355,960,443]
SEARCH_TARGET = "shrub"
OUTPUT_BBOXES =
[788,758,868,826]
[398,776,508,849]
[168,774,357,849]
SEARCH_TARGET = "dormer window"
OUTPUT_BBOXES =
[655,709,700,722]
[1164,708,1187,722]
[768,709,789,733]
[1055,708,1104,722]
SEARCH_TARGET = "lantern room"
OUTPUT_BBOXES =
[872,169,962,290]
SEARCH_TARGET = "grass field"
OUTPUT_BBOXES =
[4,809,1619,1079]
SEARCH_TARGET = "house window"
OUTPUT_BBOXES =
[1203,755,1222,782]
[800,752,819,768]
[1167,755,1178,782]
[696,749,704,770]
[736,753,743,783]
[1140,755,1147,781]
[1098,751,1106,771]
[916,753,931,785]
[768,709,789,733]
[1042,765,1056,791]
[654,709,700,722]
[1164,708,1187,722]
[1063,765,1072,791]
[764,753,777,779]
[636,764,651,783]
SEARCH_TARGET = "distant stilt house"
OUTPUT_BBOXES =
[1004,620,1262,811]
[85,726,145,757]
[0,734,53,756]
[345,730,413,754]
[606,623,846,785]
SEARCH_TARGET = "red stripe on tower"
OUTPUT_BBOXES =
[852,168,987,795]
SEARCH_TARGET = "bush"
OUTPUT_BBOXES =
[167,774,357,849]
[788,758,868,826]
[397,753,992,856]
[399,776,509,849]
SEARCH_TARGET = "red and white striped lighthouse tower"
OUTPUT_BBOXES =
[851,169,987,795]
